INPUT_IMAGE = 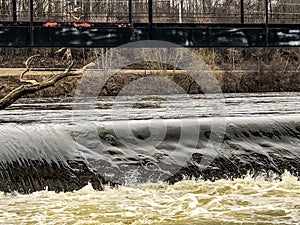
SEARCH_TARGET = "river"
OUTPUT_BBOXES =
[0,92,299,224]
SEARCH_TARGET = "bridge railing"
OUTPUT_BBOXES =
[0,0,15,21]
[268,1,300,24]
[0,0,299,24]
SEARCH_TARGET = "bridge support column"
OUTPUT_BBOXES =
[265,0,269,24]
[29,0,34,46]
[264,0,269,46]
[12,0,17,22]
[30,0,34,23]
[128,0,132,24]
[240,0,244,24]
[148,0,153,39]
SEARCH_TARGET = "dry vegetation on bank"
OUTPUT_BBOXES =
[0,48,299,99]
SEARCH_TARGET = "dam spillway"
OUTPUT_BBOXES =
[0,93,299,193]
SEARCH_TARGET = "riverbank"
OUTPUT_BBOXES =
[0,68,299,99]
[0,47,299,96]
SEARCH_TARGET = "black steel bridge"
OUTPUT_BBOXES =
[0,0,300,47]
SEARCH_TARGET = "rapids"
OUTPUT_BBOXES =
[1,172,299,224]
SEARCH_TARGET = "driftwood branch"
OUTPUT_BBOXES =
[19,54,40,85]
[0,48,94,110]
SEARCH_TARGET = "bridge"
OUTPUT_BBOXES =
[0,0,299,47]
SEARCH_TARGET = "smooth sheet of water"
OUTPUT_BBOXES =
[2,92,299,124]
[0,92,300,224]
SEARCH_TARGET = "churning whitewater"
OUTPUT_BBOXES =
[0,92,299,224]
[1,172,299,224]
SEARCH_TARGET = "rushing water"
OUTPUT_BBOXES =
[1,172,300,225]
[0,92,300,224]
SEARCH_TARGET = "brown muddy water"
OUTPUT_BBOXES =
[0,92,300,224]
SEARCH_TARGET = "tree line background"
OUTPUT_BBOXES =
[0,0,299,23]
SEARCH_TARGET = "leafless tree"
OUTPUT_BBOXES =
[0,48,94,110]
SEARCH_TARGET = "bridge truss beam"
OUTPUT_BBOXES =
[0,22,299,48]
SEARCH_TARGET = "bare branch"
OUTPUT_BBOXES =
[78,62,96,73]
[0,65,94,110]
[55,48,66,55]
[19,54,40,85]
[55,48,74,72]
[0,49,95,110]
